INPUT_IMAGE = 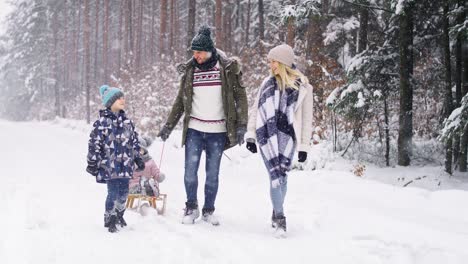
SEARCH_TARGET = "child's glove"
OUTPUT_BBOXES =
[86,160,99,176]
[157,172,166,183]
[298,151,307,163]
[134,157,145,171]
[246,142,257,153]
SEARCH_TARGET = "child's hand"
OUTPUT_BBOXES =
[86,162,99,176]
[134,157,145,171]
[298,151,307,163]
[157,173,166,183]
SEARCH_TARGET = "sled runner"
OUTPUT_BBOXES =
[126,193,167,215]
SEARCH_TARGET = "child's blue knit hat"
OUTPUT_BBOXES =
[99,85,124,108]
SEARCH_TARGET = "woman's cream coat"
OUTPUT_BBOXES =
[245,77,314,152]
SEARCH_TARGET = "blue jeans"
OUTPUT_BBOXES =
[105,178,129,215]
[270,176,288,216]
[184,128,226,212]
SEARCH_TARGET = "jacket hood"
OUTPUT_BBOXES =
[99,108,126,118]
[177,49,241,75]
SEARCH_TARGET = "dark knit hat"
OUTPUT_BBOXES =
[99,85,124,108]
[191,25,215,51]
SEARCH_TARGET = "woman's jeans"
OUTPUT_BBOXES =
[270,176,288,216]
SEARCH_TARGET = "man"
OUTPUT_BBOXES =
[158,25,248,225]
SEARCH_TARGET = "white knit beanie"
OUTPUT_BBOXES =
[267,44,295,68]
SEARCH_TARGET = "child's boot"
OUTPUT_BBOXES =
[104,212,111,227]
[116,209,127,227]
[108,215,118,233]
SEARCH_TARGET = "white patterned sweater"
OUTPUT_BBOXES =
[188,62,227,133]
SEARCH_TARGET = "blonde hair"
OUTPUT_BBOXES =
[270,62,309,91]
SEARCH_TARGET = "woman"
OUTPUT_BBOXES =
[245,44,313,237]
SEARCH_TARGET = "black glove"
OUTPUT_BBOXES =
[298,151,307,163]
[237,127,246,146]
[246,142,257,153]
[134,157,145,171]
[86,160,99,176]
[157,125,171,141]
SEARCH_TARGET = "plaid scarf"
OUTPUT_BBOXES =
[256,77,299,180]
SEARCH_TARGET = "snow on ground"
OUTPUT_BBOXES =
[1,119,468,264]
[0,0,13,35]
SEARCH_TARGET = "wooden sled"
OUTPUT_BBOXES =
[126,193,167,215]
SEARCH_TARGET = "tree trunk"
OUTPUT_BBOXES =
[123,0,129,68]
[384,95,390,166]
[460,123,468,172]
[212,3,216,28]
[187,0,196,59]
[238,0,243,52]
[53,7,60,117]
[397,3,414,166]
[322,0,329,14]
[160,0,168,60]
[135,0,143,72]
[245,0,251,46]
[451,0,464,167]
[455,1,463,106]
[442,2,454,174]
[223,1,232,53]
[258,0,265,53]
[464,5,468,98]
[62,0,69,110]
[236,0,241,51]
[236,0,241,29]
[84,0,91,123]
[150,0,155,64]
[72,1,81,92]
[460,0,468,172]
[170,0,175,57]
[128,0,133,67]
[286,17,295,47]
[358,0,369,53]
[103,0,109,82]
[117,0,124,77]
[94,0,100,85]
[174,0,180,58]
[142,1,148,67]
[215,0,223,50]
[442,5,454,112]
[286,0,296,48]
[305,12,324,124]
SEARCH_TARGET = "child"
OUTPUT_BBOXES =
[129,136,166,198]
[86,85,145,233]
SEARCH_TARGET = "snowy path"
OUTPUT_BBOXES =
[1,120,468,264]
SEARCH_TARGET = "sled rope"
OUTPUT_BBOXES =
[159,142,166,171]
[223,152,231,161]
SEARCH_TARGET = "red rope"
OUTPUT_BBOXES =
[159,142,166,171]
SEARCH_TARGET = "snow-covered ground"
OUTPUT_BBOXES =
[1,119,468,264]
[0,0,13,35]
